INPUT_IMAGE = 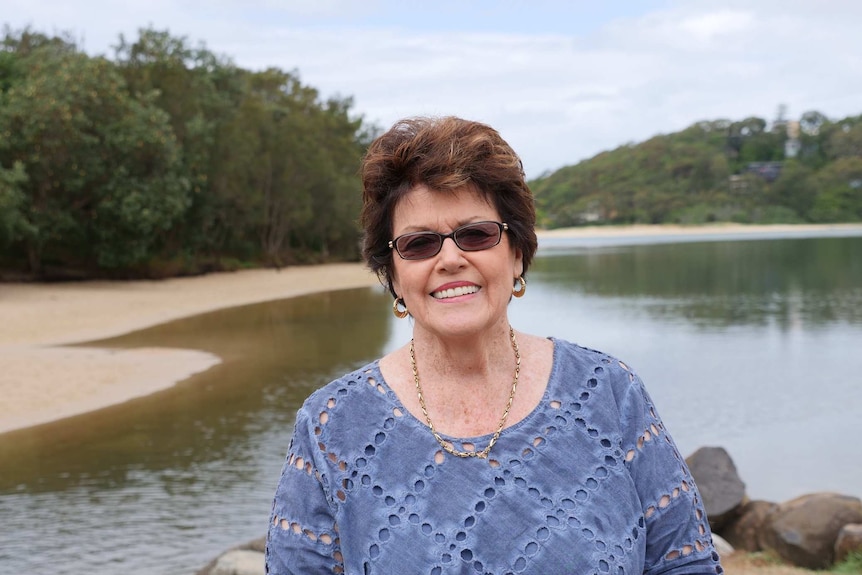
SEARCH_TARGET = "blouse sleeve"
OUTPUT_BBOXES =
[265,409,344,575]
[615,365,723,575]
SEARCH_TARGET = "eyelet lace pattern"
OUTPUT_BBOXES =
[265,340,723,575]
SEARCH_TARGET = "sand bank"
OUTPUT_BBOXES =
[3,223,862,435]
[0,263,380,434]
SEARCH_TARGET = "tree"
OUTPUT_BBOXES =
[299,96,366,259]
[1,26,373,277]
[113,28,246,261]
[234,70,365,264]
[808,157,862,222]
[0,161,32,249]
[826,121,862,159]
[0,42,190,273]
[800,110,828,135]
[767,160,815,219]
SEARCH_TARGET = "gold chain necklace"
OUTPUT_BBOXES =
[410,326,521,459]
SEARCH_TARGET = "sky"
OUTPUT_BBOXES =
[5,0,862,178]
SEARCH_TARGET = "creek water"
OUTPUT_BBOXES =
[1,230,861,575]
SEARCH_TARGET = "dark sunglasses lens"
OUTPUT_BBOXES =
[397,233,442,259]
[456,222,501,250]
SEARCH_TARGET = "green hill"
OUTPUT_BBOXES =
[530,112,862,228]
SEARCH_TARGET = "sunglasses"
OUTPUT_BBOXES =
[389,221,508,260]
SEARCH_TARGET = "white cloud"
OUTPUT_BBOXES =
[678,10,755,42]
[4,1,862,177]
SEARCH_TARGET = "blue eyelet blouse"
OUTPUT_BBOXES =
[266,338,724,575]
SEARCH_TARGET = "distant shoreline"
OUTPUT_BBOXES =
[2,222,861,435]
[535,221,862,239]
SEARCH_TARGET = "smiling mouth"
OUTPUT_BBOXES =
[432,285,480,300]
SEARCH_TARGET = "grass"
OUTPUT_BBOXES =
[834,551,862,574]
[722,551,862,575]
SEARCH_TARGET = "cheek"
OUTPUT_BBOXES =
[390,260,414,298]
[390,267,401,297]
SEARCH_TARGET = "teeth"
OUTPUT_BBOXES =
[432,285,479,299]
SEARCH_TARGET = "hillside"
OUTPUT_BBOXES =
[530,112,862,228]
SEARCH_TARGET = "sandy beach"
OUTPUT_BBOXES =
[3,222,862,435]
[0,263,380,434]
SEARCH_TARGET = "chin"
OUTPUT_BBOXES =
[425,313,503,339]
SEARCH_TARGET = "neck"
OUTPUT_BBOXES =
[409,320,521,446]
[411,319,515,383]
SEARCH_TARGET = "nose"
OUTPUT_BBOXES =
[436,236,465,267]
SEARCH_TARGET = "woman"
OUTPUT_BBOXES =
[266,117,723,574]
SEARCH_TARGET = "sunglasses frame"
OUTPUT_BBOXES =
[389,221,509,260]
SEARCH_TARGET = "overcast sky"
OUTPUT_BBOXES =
[6,0,862,178]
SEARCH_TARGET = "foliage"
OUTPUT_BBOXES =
[0,38,191,272]
[808,157,862,222]
[531,110,862,228]
[0,26,370,279]
[833,551,862,574]
[0,161,32,247]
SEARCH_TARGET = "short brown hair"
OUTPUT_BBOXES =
[360,116,537,297]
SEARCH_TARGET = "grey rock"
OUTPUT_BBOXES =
[211,550,264,575]
[685,446,746,531]
[197,537,267,575]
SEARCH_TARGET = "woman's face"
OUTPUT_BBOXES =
[390,184,523,341]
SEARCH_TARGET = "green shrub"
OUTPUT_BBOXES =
[834,551,862,574]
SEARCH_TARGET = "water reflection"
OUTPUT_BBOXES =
[533,236,862,328]
[0,288,392,493]
[0,287,392,575]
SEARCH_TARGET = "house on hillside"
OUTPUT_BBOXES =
[785,120,801,158]
[729,160,784,192]
[744,161,783,182]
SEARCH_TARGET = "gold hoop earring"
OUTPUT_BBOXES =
[393,297,409,319]
[512,276,526,298]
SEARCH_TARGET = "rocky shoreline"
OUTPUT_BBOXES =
[199,447,862,575]
[687,446,862,569]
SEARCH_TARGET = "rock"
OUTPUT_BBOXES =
[210,550,264,575]
[761,492,862,569]
[711,533,735,559]
[685,446,746,531]
[721,499,778,552]
[197,537,267,575]
[835,523,862,564]
[243,536,267,553]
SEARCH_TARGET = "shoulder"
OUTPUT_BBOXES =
[551,337,608,362]
[550,338,634,379]
[548,338,644,404]
[293,360,399,453]
[297,360,385,420]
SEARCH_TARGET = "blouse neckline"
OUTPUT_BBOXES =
[364,337,562,444]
